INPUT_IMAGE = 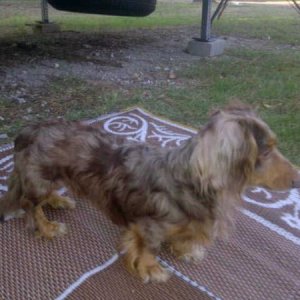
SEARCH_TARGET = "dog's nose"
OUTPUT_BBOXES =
[292,180,300,188]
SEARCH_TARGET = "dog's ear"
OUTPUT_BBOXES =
[219,117,259,183]
[237,118,276,160]
[194,114,259,191]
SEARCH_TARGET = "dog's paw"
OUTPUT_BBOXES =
[124,252,170,283]
[171,243,206,264]
[54,222,68,236]
[139,261,170,283]
[3,209,25,221]
[35,221,67,239]
[179,245,206,264]
[47,195,76,210]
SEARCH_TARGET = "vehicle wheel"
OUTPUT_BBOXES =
[48,0,157,17]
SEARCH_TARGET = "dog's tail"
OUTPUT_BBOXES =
[0,171,23,222]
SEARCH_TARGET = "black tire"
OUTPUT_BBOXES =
[47,0,157,17]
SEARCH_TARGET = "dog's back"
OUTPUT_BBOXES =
[14,121,58,152]
[0,120,120,220]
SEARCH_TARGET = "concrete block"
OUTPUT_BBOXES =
[186,38,225,57]
[33,22,61,34]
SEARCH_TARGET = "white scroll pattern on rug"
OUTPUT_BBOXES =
[244,188,300,231]
[148,122,190,147]
[103,113,149,142]
[103,112,190,147]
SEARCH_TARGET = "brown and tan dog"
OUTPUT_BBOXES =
[0,104,299,282]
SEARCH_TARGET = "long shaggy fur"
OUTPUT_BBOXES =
[0,104,299,282]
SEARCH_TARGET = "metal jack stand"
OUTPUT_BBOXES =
[41,0,50,24]
[34,0,60,33]
[186,0,225,57]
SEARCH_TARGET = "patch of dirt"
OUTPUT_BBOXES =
[0,27,199,91]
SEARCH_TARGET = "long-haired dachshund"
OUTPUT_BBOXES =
[0,104,299,282]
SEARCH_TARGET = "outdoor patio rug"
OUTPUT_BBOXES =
[0,107,299,300]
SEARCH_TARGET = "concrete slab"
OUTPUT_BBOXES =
[33,22,61,34]
[186,38,225,57]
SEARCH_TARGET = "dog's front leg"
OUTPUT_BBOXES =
[170,239,206,263]
[168,221,212,263]
[121,223,170,283]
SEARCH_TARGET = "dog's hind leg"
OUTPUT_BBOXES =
[33,202,67,239]
[18,168,71,239]
[121,223,170,283]
[46,193,76,210]
[0,170,24,221]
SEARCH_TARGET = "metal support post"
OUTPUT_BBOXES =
[200,0,212,42]
[41,0,49,24]
[186,0,225,57]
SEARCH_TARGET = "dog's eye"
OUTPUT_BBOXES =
[261,148,272,158]
[256,147,273,169]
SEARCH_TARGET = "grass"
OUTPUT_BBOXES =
[214,5,300,45]
[0,1,299,164]
[179,48,300,163]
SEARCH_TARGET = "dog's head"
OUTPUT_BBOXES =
[193,103,300,191]
[248,138,300,190]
